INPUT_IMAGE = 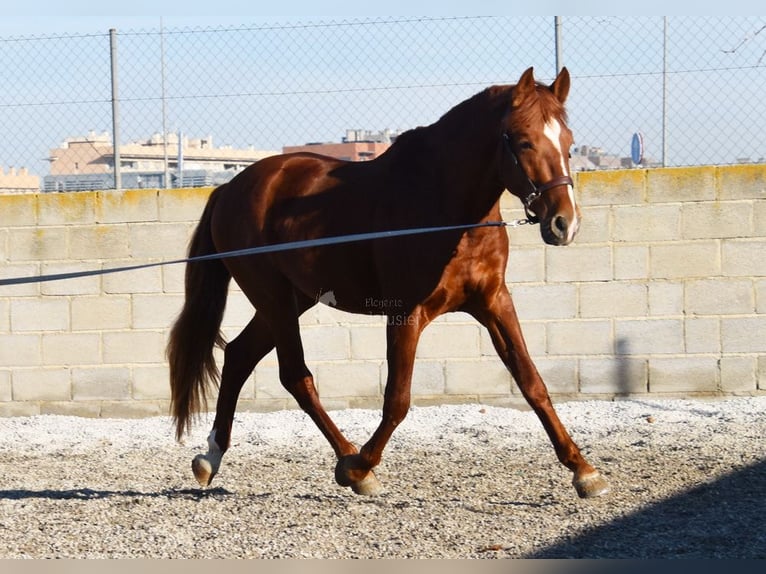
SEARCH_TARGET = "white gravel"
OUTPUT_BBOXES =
[1,397,765,558]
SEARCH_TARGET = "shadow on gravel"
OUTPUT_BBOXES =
[528,458,766,559]
[0,486,236,501]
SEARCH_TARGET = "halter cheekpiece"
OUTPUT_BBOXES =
[502,133,574,225]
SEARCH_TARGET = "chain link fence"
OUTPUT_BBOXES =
[1,16,764,192]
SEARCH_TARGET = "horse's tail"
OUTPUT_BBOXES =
[167,185,231,441]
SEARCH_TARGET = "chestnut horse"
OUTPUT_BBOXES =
[167,67,609,499]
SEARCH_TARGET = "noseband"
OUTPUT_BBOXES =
[502,133,574,225]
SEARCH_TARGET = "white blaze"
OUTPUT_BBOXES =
[543,119,578,242]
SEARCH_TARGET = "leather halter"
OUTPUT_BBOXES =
[502,133,574,225]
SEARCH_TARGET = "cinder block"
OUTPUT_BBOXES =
[648,281,684,316]
[316,361,381,398]
[0,370,11,401]
[722,239,766,277]
[100,401,166,418]
[547,320,612,356]
[721,316,766,353]
[682,201,753,240]
[40,262,102,296]
[130,222,192,259]
[102,331,165,364]
[102,263,163,294]
[9,227,69,262]
[301,325,350,361]
[132,365,172,400]
[72,366,131,400]
[41,401,101,417]
[546,245,612,282]
[685,317,720,354]
[12,368,71,401]
[720,356,757,392]
[350,325,386,360]
[759,357,766,391]
[416,324,480,359]
[717,164,766,200]
[510,284,577,320]
[0,334,41,366]
[444,359,512,395]
[0,402,40,416]
[756,279,766,313]
[43,333,100,366]
[1,194,37,226]
[0,300,8,333]
[0,264,41,297]
[133,294,185,329]
[614,245,649,280]
[38,192,96,225]
[220,291,254,329]
[579,357,648,394]
[506,246,545,283]
[69,225,130,260]
[612,204,680,242]
[533,358,578,394]
[162,263,187,294]
[576,169,645,206]
[649,356,718,393]
[579,282,647,318]
[685,278,754,315]
[650,241,720,279]
[158,187,212,222]
[615,319,684,354]
[410,360,446,396]
[574,206,610,244]
[71,296,131,331]
[97,189,158,223]
[11,299,69,332]
[647,166,716,203]
[754,200,766,233]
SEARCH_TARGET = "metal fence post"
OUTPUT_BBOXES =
[109,28,121,191]
[555,16,563,76]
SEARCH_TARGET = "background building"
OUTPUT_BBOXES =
[44,131,278,192]
[283,129,401,161]
[0,166,39,193]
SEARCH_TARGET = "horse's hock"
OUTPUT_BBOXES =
[1,164,765,418]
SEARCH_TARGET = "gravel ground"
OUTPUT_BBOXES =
[1,396,765,559]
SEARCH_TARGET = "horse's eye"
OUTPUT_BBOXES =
[519,141,534,151]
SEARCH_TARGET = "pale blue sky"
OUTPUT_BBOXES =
[1,1,753,36]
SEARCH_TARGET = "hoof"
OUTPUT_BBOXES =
[192,454,216,487]
[351,472,384,496]
[335,455,384,496]
[573,470,610,499]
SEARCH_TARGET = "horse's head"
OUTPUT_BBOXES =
[500,66,580,246]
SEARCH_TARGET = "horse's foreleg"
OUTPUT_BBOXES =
[335,317,421,496]
[474,287,609,498]
[191,314,274,487]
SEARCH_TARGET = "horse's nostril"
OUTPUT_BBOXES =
[553,215,568,236]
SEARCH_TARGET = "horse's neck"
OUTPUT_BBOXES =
[394,90,507,222]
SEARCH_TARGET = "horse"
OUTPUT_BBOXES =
[167,66,610,499]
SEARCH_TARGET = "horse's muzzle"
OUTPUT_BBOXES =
[541,213,579,246]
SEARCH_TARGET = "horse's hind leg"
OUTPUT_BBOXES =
[470,286,609,498]
[191,313,276,486]
[265,298,379,493]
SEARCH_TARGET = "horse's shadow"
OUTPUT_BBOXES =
[0,486,239,501]
[528,457,766,560]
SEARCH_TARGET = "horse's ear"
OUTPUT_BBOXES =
[512,67,536,107]
[550,66,570,104]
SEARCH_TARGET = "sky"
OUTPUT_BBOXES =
[1,1,757,37]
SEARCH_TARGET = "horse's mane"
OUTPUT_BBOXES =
[386,82,566,160]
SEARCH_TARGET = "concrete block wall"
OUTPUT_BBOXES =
[1,165,764,418]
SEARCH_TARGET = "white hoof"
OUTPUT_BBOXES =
[192,454,216,486]
[191,430,224,487]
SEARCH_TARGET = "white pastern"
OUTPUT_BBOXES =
[543,119,579,241]
[205,429,223,470]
